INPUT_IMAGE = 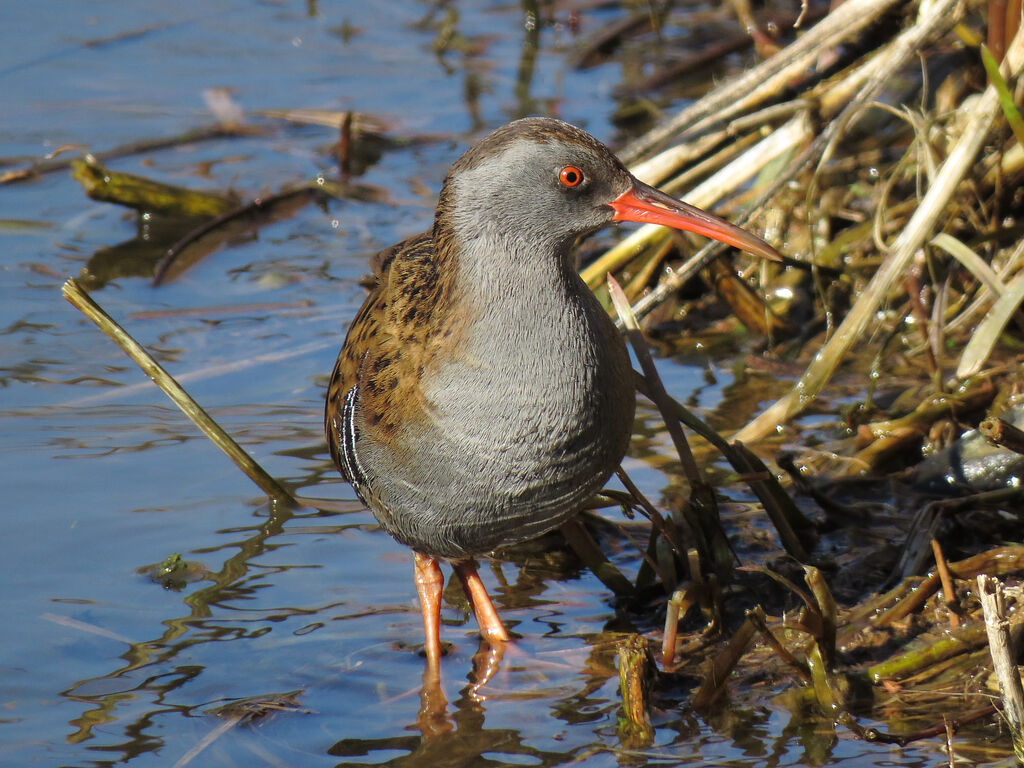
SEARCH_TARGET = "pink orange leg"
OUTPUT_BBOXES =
[413,552,444,671]
[453,559,510,645]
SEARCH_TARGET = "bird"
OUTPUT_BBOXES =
[325,117,781,670]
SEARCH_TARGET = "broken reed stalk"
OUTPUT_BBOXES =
[662,582,697,667]
[735,20,1024,444]
[980,417,1024,454]
[617,634,655,748]
[976,575,1024,762]
[806,641,840,718]
[804,566,838,668]
[71,155,237,218]
[62,278,297,506]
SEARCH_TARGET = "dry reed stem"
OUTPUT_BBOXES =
[61,278,297,505]
[735,18,1024,443]
[976,575,1024,762]
[932,538,961,629]
[623,0,906,161]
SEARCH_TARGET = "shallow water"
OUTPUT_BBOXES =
[1,2,968,766]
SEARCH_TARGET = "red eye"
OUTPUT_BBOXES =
[559,165,584,188]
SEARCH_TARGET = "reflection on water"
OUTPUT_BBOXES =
[47,499,926,767]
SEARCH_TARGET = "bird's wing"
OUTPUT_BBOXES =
[324,231,435,476]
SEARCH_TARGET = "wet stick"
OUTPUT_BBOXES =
[617,634,654,749]
[61,278,297,505]
[693,613,757,708]
[71,155,237,217]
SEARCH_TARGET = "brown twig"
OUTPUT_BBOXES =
[152,185,321,285]
[931,538,961,629]
[979,417,1024,455]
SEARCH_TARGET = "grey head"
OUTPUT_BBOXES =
[435,117,635,261]
[432,117,783,278]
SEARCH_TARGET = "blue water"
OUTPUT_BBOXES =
[0,2,957,766]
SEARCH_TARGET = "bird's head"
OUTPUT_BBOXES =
[436,117,781,264]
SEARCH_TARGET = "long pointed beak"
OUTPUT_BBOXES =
[609,181,782,263]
